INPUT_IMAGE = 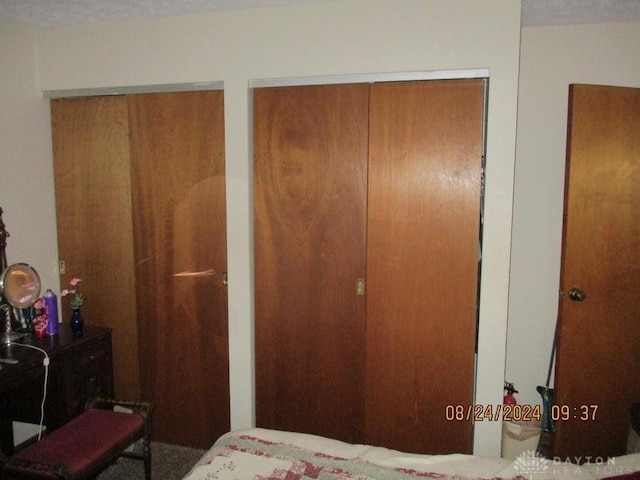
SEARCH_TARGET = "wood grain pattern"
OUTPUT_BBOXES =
[128,91,229,448]
[554,84,640,459]
[51,96,141,401]
[365,79,484,454]
[254,84,369,443]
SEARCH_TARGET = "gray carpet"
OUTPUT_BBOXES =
[97,441,206,480]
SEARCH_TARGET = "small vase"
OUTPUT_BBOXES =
[70,308,84,336]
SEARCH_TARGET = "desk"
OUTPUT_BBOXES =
[0,326,113,454]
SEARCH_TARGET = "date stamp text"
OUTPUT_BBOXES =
[445,404,598,422]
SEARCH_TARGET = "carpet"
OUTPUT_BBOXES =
[97,440,206,480]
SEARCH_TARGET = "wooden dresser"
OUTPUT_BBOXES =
[0,326,113,454]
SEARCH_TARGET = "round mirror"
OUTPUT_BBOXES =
[0,263,41,309]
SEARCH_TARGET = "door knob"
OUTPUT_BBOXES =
[568,287,586,302]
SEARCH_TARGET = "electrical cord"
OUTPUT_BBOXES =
[10,342,50,441]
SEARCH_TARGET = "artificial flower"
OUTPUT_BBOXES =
[61,277,86,308]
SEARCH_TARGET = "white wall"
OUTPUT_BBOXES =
[0,20,59,297]
[508,22,640,407]
[5,0,522,455]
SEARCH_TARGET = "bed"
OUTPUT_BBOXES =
[182,428,640,480]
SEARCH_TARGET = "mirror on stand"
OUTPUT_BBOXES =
[0,208,42,345]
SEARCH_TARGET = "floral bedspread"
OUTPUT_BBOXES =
[183,428,640,480]
[182,429,526,480]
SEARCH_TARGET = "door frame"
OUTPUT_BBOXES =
[250,69,488,89]
[43,81,223,99]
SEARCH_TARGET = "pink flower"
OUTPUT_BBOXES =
[61,276,86,308]
[33,298,44,310]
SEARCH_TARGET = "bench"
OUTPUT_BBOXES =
[0,397,153,479]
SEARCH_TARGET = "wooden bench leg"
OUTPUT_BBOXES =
[144,418,152,480]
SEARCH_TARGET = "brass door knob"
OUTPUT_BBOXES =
[568,287,586,302]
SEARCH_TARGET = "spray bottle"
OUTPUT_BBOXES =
[44,289,59,336]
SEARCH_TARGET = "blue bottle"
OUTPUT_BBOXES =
[44,289,59,336]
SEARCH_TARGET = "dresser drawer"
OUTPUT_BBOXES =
[69,365,111,413]
[71,338,111,373]
[64,334,114,418]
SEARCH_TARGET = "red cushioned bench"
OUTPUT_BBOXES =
[0,397,153,480]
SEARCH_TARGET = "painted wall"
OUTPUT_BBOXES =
[4,0,522,455]
[508,21,640,407]
[0,20,59,298]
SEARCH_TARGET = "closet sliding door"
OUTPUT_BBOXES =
[52,96,140,400]
[51,90,230,449]
[365,79,485,454]
[129,91,230,448]
[254,78,485,453]
[254,84,369,443]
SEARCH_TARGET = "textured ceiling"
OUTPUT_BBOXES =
[521,0,640,26]
[0,0,639,27]
[0,0,338,26]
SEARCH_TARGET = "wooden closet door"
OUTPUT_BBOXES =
[553,84,640,459]
[365,79,485,454]
[254,84,369,443]
[51,96,141,401]
[128,91,229,448]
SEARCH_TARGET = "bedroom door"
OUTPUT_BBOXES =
[553,84,640,459]
[254,78,485,453]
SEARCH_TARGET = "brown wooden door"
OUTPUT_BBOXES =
[52,96,141,401]
[254,84,369,443]
[52,90,229,449]
[553,84,640,459]
[254,79,484,452]
[365,79,484,454]
[129,91,230,448]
